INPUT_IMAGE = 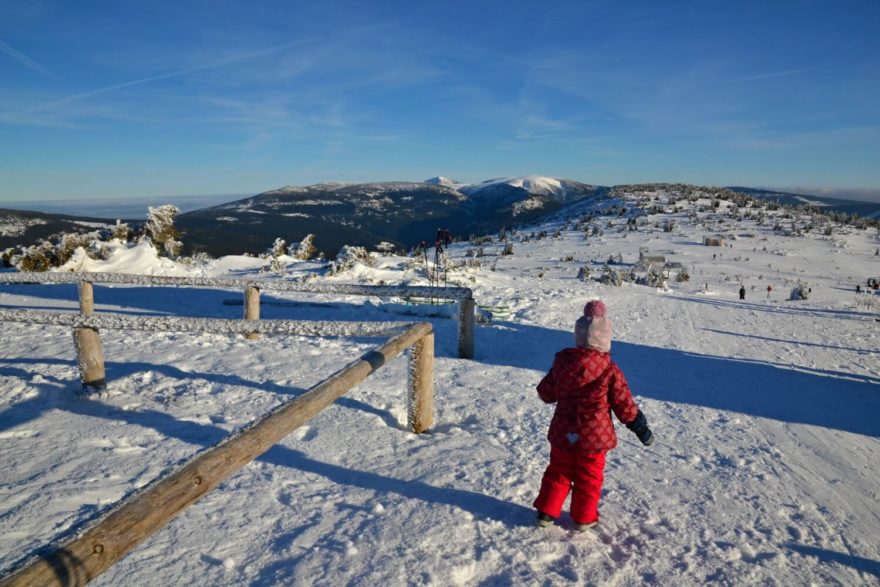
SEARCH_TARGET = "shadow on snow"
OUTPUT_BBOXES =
[785,543,880,579]
[676,294,879,322]
[0,283,465,360]
[701,328,880,356]
[473,321,879,438]
[0,347,532,578]
[1,314,877,578]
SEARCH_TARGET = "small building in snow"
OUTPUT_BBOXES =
[638,250,666,269]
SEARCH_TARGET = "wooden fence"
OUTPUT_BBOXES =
[0,272,476,358]
[0,310,434,586]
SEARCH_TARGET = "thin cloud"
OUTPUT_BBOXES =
[779,186,880,203]
[731,124,880,150]
[718,68,811,85]
[17,40,309,116]
[0,39,55,77]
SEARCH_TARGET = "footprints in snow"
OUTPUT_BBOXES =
[294,425,319,442]
[84,436,150,454]
[0,429,39,439]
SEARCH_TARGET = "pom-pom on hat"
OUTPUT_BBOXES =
[575,299,612,352]
[583,299,607,318]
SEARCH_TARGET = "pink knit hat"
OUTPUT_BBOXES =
[583,300,606,317]
[574,299,612,352]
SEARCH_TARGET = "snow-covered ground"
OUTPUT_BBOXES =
[1,192,879,585]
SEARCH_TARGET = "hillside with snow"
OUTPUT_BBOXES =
[0,208,115,254]
[174,176,605,258]
[459,175,593,202]
[1,186,879,585]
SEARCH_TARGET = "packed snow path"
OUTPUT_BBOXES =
[1,197,879,585]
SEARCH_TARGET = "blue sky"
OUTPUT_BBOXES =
[1,0,879,204]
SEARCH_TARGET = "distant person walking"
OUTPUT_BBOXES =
[766,285,772,298]
[856,284,862,294]
[739,285,746,300]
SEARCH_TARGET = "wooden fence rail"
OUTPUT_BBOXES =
[0,316,433,587]
[0,309,415,338]
[0,272,476,358]
[0,308,417,390]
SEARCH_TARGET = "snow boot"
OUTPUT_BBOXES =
[573,521,598,532]
[536,512,555,528]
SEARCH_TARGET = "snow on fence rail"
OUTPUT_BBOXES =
[0,308,415,337]
[0,272,476,358]
[0,317,434,587]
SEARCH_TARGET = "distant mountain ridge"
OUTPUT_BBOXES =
[0,208,113,253]
[726,187,880,219]
[4,179,878,260]
[175,176,606,257]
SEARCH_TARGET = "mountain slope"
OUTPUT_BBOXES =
[176,181,469,257]
[0,208,112,253]
[728,186,880,218]
[176,177,606,257]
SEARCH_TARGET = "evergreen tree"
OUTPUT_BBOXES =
[289,234,318,260]
[143,205,182,258]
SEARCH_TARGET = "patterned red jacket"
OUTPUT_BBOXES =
[537,347,639,453]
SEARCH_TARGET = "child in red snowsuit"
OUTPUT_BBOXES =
[533,300,654,531]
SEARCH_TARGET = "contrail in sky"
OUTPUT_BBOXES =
[0,39,55,77]
[20,39,308,114]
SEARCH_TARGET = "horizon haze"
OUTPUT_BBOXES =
[3,178,880,221]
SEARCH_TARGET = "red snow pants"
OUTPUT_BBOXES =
[533,447,606,524]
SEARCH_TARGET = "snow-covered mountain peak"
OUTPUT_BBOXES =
[308,181,355,190]
[424,176,462,188]
[263,185,306,196]
[514,175,563,191]
[457,175,594,204]
[465,175,560,188]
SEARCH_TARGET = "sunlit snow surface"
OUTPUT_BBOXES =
[1,190,878,585]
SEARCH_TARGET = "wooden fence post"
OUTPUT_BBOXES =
[244,285,260,340]
[408,333,434,433]
[458,296,475,359]
[74,280,106,390]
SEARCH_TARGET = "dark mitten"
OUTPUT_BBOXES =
[626,409,654,446]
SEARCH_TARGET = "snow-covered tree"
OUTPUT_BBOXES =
[289,234,318,260]
[258,238,289,274]
[58,232,95,265]
[111,220,130,242]
[268,238,287,258]
[374,241,397,254]
[599,264,623,286]
[790,282,810,301]
[14,241,56,272]
[331,245,373,274]
[0,247,14,267]
[143,205,182,258]
[269,256,286,275]
[644,264,667,288]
